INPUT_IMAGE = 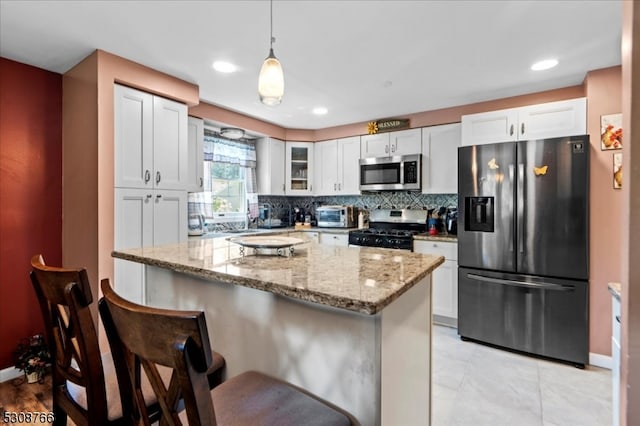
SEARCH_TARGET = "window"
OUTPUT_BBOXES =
[207,162,245,213]
[188,128,257,231]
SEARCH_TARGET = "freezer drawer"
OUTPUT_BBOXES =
[458,267,588,366]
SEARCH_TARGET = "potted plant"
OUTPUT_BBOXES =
[13,334,51,383]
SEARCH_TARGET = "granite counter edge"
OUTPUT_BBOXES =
[112,250,444,315]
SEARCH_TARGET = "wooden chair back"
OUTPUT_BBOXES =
[30,254,131,425]
[99,278,216,425]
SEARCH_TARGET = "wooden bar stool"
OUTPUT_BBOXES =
[98,278,355,425]
[29,255,226,425]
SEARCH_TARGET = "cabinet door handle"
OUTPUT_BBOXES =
[334,183,337,190]
[156,194,162,200]
[616,315,621,323]
[338,183,341,190]
[282,183,285,192]
[391,144,396,153]
[156,171,161,184]
[199,177,203,187]
[521,123,525,135]
[385,145,389,154]
[146,194,153,199]
[144,170,151,183]
[509,124,514,136]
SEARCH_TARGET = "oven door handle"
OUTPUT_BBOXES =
[466,273,574,292]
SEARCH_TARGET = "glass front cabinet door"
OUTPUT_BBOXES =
[285,141,314,195]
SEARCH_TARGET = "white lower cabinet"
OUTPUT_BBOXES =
[114,188,187,303]
[320,232,349,247]
[414,240,458,326]
[287,231,319,243]
[612,293,621,426]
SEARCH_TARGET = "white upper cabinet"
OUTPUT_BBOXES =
[315,136,361,196]
[114,85,153,188]
[114,84,188,190]
[361,128,422,157]
[187,116,204,192]
[152,96,188,189]
[314,140,339,196]
[422,123,461,194]
[461,98,587,146]
[392,128,422,155]
[337,136,361,195]
[517,98,587,140]
[286,141,314,195]
[361,133,390,157]
[461,108,518,145]
[256,137,286,196]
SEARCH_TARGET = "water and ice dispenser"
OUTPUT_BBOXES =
[464,196,494,232]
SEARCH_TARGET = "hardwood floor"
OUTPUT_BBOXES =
[0,374,53,423]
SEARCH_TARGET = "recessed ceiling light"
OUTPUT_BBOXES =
[312,107,328,115]
[212,61,237,73]
[531,59,558,71]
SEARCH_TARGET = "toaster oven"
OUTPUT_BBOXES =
[316,205,357,228]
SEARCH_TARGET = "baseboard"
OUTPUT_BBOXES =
[589,352,612,369]
[433,315,458,328]
[0,365,23,383]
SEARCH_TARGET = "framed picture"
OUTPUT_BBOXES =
[613,153,622,189]
[601,113,622,150]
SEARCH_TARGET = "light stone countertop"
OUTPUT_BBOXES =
[113,236,444,315]
[413,233,458,242]
[195,227,458,241]
[608,282,621,301]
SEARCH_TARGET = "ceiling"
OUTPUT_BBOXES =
[0,1,622,130]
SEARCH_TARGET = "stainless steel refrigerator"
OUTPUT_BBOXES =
[457,135,589,367]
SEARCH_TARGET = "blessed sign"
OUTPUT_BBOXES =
[367,118,410,134]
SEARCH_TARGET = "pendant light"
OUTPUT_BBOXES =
[258,0,284,106]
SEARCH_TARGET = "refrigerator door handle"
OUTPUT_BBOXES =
[508,164,515,253]
[517,163,525,254]
[467,273,574,292]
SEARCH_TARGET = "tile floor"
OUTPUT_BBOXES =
[432,325,612,426]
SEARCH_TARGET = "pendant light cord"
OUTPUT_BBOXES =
[270,0,274,48]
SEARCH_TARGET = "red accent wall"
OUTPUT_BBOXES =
[0,57,62,369]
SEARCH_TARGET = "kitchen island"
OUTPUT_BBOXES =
[113,234,444,425]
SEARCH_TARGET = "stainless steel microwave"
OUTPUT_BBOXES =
[359,154,421,191]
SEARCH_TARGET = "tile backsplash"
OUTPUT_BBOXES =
[259,192,457,217]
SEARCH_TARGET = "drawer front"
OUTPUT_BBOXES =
[321,233,348,246]
[414,240,457,260]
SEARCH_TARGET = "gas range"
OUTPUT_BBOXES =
[348,209,428,251]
